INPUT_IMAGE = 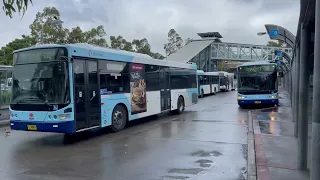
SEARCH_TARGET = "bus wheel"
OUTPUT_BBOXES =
[201,89,204,98]
[176,96,185,114]
[111,105,127,132]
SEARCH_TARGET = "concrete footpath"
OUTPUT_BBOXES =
[247,87,309,180]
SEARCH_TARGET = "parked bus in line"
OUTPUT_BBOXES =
[9,43,198,134]
[227,72,236,91]
[237,61,279,107]
[197,70,220,97]
[218,71,230,92]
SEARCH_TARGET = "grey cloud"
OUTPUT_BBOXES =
[0,0,299,54]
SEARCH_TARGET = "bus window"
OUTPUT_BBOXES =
[99,61,130,93]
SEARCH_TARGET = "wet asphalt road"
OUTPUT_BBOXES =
[0,91,248,180]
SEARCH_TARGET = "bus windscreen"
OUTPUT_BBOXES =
[14,48,68,64]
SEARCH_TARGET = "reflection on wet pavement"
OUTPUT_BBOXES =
[0,91,249,180]
[252,101,293,136]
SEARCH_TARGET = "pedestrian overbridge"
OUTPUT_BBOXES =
[166,32,292,72]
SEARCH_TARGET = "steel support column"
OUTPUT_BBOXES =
[291,60,295,103]
[292,56,297,110]
[289,65,292,100]
[292,60,296,113]
[294,47,300,135]
[297,24,310,170]
[311,0,320,178]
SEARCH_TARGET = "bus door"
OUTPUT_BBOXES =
[160,67,171,111]
[73,59,101,131]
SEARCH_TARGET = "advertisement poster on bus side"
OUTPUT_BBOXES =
[130,63,147,114]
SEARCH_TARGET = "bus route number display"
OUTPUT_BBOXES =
[238,65,275,72]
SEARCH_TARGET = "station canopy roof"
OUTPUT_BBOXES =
[166,39,214,63]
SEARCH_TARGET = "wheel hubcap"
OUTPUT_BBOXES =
[113,111,124,126]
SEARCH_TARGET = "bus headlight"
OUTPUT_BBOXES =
[237,95,244,99]
[271,95,278,99]
[59,114,70,120]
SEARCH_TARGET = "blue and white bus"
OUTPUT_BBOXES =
[237,61,279,107]
[197,70,220,97]
[218,71,231,92]
[9,43,198,134]
[227,72,236,91]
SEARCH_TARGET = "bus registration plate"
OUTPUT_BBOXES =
[27,125,37,131]
[254,101,261,104]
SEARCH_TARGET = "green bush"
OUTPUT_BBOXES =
[0,91,11,106]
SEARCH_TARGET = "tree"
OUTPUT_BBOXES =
[0,35,36,65]
[2,0,33,18]
[67,26,85,44]
[132,38,152,55]
[83,25,108,47]
[267,40,287,48]
[29,7,69,44]
[29,7,109,46]
[164,29,184,56]
[151,52,165,60]
[0,6,165,64]
[110,36,133,51]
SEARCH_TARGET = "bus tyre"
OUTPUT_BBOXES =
[201,89,204,98]
[111,105,127,132]
[176,97,185,114]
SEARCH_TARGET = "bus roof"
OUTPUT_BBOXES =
[238,61,277,67]
[13,43,197,70]
[205,71,220,75]
[217,71,229,75]
[197,70,205,75]
[0,65,13,71]
[197,70,220,76]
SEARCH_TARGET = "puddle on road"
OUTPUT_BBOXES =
[161,175,190,180]
[196,159,213,167]
[191,150,222,157]
[168,168,204,175]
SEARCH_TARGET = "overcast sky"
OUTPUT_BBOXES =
[0,0,299,54]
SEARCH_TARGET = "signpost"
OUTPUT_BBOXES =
[277,51,283,57]
[269,29,279,37]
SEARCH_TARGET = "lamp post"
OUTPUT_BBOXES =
[257,32,267,36]
[39,16,64,44]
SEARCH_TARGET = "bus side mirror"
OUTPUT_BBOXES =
[55,62,66,75]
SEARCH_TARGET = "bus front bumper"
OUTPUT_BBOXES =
[10,120,75,134]
[238,99,278,105]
